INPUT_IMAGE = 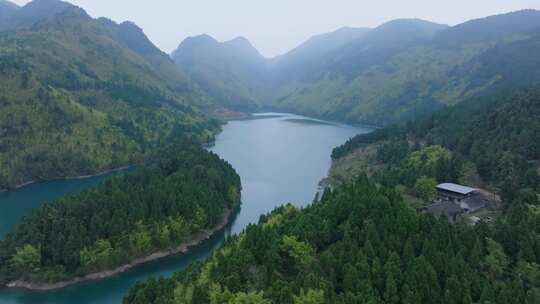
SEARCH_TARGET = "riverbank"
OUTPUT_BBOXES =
[0,165,138,193]
[5,208,233,291]
[210,108,252,121]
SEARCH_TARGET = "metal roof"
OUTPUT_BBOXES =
[437,183,477,195]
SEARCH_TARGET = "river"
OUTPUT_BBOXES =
[0,113,369,303]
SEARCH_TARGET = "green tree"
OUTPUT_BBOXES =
[174,283,194,304]
[12,244,41,272]
[229,292,270,304]
[384,274,400,304]
[483,238,509,280]
[414,176,438,202]
[281,235,315,267]
[293,289,325,304]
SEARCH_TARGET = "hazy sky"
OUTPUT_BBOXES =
[12,0,540,57]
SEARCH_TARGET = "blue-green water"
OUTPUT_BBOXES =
[0,113,369,303]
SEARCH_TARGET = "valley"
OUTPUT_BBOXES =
[0,1,539,303]
[173,10,540,125]
[0,113,365,303]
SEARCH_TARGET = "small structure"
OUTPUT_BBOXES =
[427,183,487,222]
[436,183,478,201]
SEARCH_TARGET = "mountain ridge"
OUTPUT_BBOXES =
[172,9,540,125]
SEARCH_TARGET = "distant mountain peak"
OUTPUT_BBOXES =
[174,34,263,60]
[120,20,142,30]
[379,18,447,26]
[116,20,164,56]
[22,0,73,11]
[370,18,449,36]
[0,0,79,31]
[228,36,249,43]
[185,34,219,44]
[95,18,165,56]
[350,18,448,49]
[223,36,263,58]
[225,36,252,47]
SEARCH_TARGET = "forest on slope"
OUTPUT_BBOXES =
[0,0,218,190]
[122,83,540,304]
[330,84,540,204]
[124,176,540,304]
[0,145,241,285]
[173,10,540,125]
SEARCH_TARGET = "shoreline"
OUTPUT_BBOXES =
[0,165,138,193]
[5,208,233,291]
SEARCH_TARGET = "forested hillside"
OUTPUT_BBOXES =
[0,0,218,190]
[173,10,540,125]
[0,145,241,285]
[330,84,540,203]
[124,176,540,304]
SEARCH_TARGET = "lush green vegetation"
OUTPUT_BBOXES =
[0,1,217,190]
[0,145,241,284]
[330,85,540,203]
[121,83,540,304]
[124,176,540,304]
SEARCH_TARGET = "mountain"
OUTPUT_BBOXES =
[274,26,370,65]
[99,19,164,56]
[435,9,540,45]
[173,10,540,126]
[172,35,269,110]
[0,0,217,190]
[171,26,372,110]
[323,19,449,77]
[270,26,371,83]
[272,11,540,124]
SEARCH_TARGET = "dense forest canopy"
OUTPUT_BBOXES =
[330,84,540,202]
[124,176,540,304]
[123,83,540,304]
[0,145,241,284]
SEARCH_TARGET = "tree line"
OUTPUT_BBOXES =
[124,176,540,304]
[332,85,540,203]
[123,85,540,303]
[0,144,241,284]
